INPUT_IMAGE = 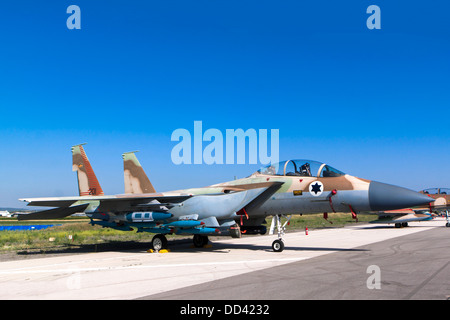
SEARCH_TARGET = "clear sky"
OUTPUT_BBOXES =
[0,1,449,208]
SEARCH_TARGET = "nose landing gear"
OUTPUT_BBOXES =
[269,214,292,252]
[445,210,450,227]
[272,238,285,252]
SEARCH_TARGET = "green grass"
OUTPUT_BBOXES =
[284,212,375,231]
[0,221,151,253]
[0,213,377,253]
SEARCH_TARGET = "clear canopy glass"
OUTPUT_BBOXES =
[255,160,345,177]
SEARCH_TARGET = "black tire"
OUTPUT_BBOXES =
[272,239,284,252]
[152,234,168,251]
[229,224,242,238]
[193,235,208,248]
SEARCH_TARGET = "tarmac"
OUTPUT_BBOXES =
[0,218,448,300]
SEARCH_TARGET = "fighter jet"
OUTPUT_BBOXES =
[420,188,450,227]
[420,188,450,212]
[369,208,435,228]
[369,187,450,228]
[18,145,434,252]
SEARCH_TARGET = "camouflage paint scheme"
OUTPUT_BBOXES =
[72,144,104,196]
[419,188,450,213]
[123,151,156,194]
[370,188,450,227]
[370,208,434,227]
[18,145,435,251]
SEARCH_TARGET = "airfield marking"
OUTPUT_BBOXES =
[0,253,145,273]
[0,257,306,275]
[403,260,450,299]
[0,219,445,299]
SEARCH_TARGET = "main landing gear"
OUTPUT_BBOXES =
[151,234,210,251]
[269,215,292,252]
[394,222,408,228]
[193,234,209,248]
[151,234,168,251]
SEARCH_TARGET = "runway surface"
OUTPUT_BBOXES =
[0,218,448,300]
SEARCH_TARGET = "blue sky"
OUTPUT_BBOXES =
[0,1,449,207]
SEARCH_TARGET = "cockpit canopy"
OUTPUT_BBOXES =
[421,188,450,195]
[255,160,345,178]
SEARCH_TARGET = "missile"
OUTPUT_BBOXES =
[90,220,133,231]
[164,220,204,228]
[176,227,219,235]
[136,227,172,234]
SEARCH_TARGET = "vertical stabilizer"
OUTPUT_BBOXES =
[122,151,156,194]
[72,143,104,196]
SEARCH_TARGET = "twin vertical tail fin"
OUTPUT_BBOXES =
[72,143,104,196]
[71,145,153,196]
[122,151,156,194]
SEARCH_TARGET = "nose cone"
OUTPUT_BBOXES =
[369,181,434,211]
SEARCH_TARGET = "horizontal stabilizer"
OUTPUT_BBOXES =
[17,204,89,221]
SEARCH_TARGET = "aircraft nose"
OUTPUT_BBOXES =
[368,181,434,211]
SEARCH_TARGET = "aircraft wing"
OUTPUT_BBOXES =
[18,194,192,220]
[18,181,282,221]
[370,208,434,224]
[218,182,284,193]
[237,181,284,213]
[380,208,416,215]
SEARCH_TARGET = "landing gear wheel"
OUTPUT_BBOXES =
[272,239,285,252]
[269,215,291,252]
[193,235,209,248]
[152,234,168,251]
[446,210,450,227]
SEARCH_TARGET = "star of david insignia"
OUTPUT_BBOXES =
[309,181,324,196]
[311,183,322,194]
